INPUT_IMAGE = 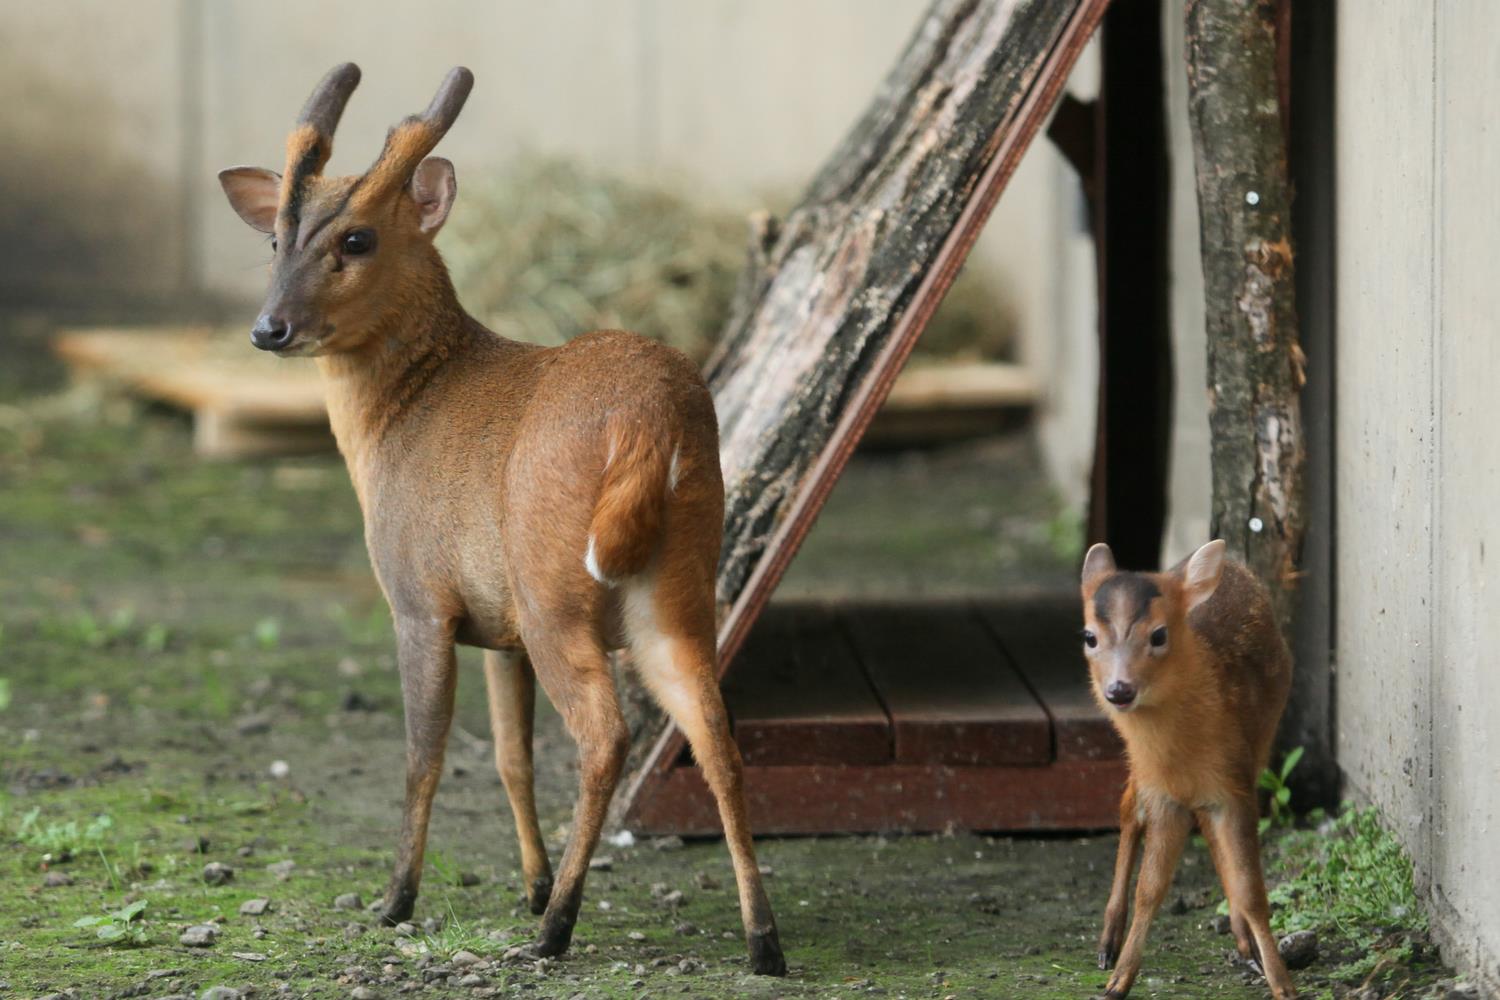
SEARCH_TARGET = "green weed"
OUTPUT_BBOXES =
[12,805,115,862]
[73,898,150,946]
[1259,745,1304,832]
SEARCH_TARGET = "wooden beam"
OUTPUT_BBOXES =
[1185,0,1305,630]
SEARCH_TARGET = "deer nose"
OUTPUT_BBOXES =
[1105,681,1137,706]
[250,314,294,351]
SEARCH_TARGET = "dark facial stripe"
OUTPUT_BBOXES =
[293,179,365,252]
[280,141,326,244]
[1092,574,1161,625]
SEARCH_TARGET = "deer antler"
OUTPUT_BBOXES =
[282,62,362,222]
[361,67,474,197]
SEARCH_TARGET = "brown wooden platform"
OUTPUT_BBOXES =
[626,594,1127,835]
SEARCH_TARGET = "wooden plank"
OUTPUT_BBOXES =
[840,604,1050,766]
[977,596,1124,762]
[627,760,1128,836]
[721,604,891,766]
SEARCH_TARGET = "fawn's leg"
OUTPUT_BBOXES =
[1103,800,1192,999]
[1099,779,1143,969]
[523,628,628,958]
[483,648,552,915]
[1196,808,1256,963]
[379,617,458,925]
[624,575,786,976]
[1209,799,1299,1000]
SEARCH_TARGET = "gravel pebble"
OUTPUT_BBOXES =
[43,871,74,887]
[451,950,482,967]
[202,862,235,885]
[267,859,296,880]
[1278,929,1319,969]
[239,898,272,916]
[334,892,363,910]
[180,924,220,947]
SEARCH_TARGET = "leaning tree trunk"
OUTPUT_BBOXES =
[706,0,1101,620]
[1185,0,1304,632]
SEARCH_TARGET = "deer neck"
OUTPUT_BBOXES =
[316,252,473,496]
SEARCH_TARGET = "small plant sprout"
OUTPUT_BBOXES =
[1259,745,1305,832]
[74,898,150,945]
[253,617,282,650]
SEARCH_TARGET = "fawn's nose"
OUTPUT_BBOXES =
[1105,681,1137,707]
[250,314,294,351]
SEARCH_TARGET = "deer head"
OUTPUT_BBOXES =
[219,63,473,356]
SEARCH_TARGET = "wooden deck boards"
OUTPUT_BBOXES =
[688,597,1127,834]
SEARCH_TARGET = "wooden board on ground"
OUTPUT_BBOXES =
[721,604,891,766]
[979,596,1124,762]
[54,328,330,458]
[841,604,1051,766]
[53,327,1032,458]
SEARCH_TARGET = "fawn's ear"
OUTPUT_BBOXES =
[1081,543,1116,591]
[408,157,456,234]
[218,167,282,234]
[1183,539,1227,611]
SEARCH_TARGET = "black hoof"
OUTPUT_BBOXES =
[748,927,788,976]
[378,891,416,927]
[528,875,553,916]
[1098,947,1117,970]
[534,917,574,958]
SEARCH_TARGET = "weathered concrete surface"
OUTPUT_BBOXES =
[1335,0,1500,991]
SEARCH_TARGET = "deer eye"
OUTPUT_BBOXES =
[270,237,278,254]
[1081,629,1098,649]
[1150,626,1168,648]
[341,228,376,256]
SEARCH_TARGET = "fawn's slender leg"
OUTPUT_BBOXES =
[1196,808,1257,963]
[1099,779,1143,969]
[483,648,552,915]
[1103,800,1193,999]
[625,575,786,976]
[379,617,458,925]
[523,629,628,958]
[1209,800,1299,1000]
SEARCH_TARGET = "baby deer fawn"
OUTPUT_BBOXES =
[217,64,785,975]
[1080,540,1295,999]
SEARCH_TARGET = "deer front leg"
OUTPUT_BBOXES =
[1102,799,1192,999]
[379,617,458,926]
[1208,799,1299,999]
[483,649,553,915]
[1099,779,1143,969]
[1197,808,1257,964]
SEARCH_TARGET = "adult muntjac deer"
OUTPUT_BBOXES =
[217,63,785,975]
[1080,540,1295,999]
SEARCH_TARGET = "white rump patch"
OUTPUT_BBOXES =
[622,575,697,725]
[584,535,614,586]
[667,444,682,492]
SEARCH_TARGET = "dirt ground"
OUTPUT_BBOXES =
[0,343,1461,999]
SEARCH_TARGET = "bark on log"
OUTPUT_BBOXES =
[705,0,1091,611]
[1184,0,1305,630]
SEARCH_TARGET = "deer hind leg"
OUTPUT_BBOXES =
[521,627,628,959]
[379,617,458,925]
[1209,799,1299,1000]
[623,573,786,976]
[1099,778,1143,969]
[1103,798,1193,999]
[483,649,552,915]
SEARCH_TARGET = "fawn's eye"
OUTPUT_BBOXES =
[1081,629,1097,649]
[1150,626,1168,648]
[342,228,376,256]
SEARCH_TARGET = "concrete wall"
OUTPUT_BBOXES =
[1335,0,1500,989]
[0,0,1084,445]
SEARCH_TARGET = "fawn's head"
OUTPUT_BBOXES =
[218,63,472,357]
[1078,539,1226,714]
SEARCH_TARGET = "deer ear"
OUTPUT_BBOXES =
[1183,539,1227,611]
[218,167,281,234]
[409,157,456,234]
[1081,543,1116,590]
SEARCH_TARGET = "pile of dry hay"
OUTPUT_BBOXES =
[442,157,1015,365]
